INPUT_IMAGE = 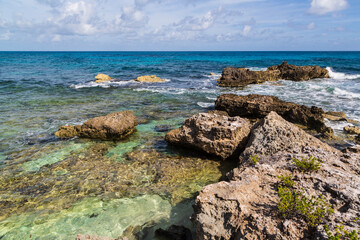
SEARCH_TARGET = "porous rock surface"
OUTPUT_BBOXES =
[218,61,329,87]
[55,111,137,140]
[215,94,334,138]
[192,112,360,240]
[165,112,251,160]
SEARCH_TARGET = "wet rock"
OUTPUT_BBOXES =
[342,145,360,154]
[95,73,112,83]
[268,61,329,81]
[209,72,215,76]
[135,75,165,82]
[165,112,251,160]
[192,112,360,240]
[217,67,280,87]
[155,125,173,132]
[344,125,360,135]
[355,134,360,144]
[155,225,193,240]
[217,61,329,87]
[55,111,137,140]
[215,94,334,138]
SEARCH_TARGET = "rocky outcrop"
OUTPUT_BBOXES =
[217,67,280,87]
[218,62,329,87]
[323,111,359,124]
[165,112,251,160]
[344,125,360,135]
[95,73,112,83]
[135,75,165,82]
[356,134,360,144]
[192,112,360,240]
[55,111,137,140]
[215,94,334,138]
[268,61,329,81]
[342,145,360,154]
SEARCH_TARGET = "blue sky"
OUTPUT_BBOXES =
[0,0,359,51]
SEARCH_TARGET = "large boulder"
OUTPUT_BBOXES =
[215,94,334,138]
[55,111,137,140]
[192,112,360,240]
[268,61,329,81]
[217,67,280,87]
[165,112,251,160]
[217,61,329,87]
[95,73,112,83]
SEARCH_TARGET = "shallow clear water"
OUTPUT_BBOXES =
[0,51,360,239]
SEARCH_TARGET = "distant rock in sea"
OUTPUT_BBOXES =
[95,73,113,83]
[55,111,137,140]
[135,75,165,82]
[218,61,329,87]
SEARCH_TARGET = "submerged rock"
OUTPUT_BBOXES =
[218,61,329,87]
[193,112,360,240]
[344,125,360,135]
[95,73,112,83]
[155,225,193,240]
[215,94,334,138]
[135,75,165,82]
[55,111,137,140]
[75,234,117,240]
[165,112,251,160]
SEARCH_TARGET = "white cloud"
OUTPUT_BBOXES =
[0,30,12,40]
[242,25,251,36]
[309,0,348,15]
[307,22,315,29]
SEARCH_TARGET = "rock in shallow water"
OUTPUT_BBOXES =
[135,75,165,82]
[192,112,360,240]
[165,112,251,160]
[55,111,137,140]
[95,73,112,83]
[215,93,334,138]
[344,125,360,135]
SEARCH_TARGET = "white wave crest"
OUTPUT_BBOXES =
[333,87,360,99]
[247,67,268,71]
[326,67,360,80]
[197,102,215,108]
[70,80,137,89]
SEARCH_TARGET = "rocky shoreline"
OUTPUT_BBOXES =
[51,64,360,240]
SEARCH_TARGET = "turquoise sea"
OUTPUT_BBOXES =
[1,51,360,239]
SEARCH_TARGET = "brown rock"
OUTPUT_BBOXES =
[215,94,334,138]
[268,61,329,81]
[342,145,360,154]
[217,67,280,87]
[344,125,360,135]
[54,125,81,138]
[55,111,137,140]
[356,134,360,144]
[192,112,360,240]
[217,62,329,87]
[95,73,112,83]
[135,75,165,82]
[165,112,251,160]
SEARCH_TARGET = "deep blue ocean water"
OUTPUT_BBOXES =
[0,51,360,239]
